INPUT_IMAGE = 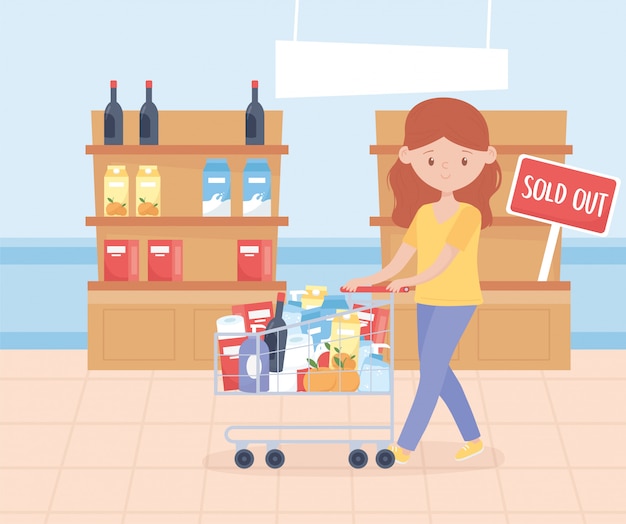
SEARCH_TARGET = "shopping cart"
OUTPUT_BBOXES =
[213,285,409,469]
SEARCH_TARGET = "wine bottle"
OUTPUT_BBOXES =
[139,80,158,145]
[265,292,287,372]
[245,80,264,145]
[104,80,123,145]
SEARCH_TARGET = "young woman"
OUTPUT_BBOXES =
[344,97,501,463]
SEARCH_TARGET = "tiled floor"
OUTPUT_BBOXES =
[1,350,625,524]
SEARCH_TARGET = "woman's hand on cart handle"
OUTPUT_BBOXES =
[386,278,414,293]
[342,277,376,292]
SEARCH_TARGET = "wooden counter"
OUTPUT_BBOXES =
[377,281,570,370]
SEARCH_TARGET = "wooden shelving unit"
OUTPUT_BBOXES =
[86,110,289,370]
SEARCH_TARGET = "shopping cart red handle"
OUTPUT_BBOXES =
[340,285,410,293]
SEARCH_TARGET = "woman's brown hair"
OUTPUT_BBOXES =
[388,98,502,229]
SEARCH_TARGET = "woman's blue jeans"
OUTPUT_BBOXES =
[397,304,480,451]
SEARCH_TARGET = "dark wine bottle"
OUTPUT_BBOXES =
[104,80,123,145]
[265,292,287,372]
[139,80,158,145]
[245,80,264,145]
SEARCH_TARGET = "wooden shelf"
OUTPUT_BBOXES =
[369,145,573,155]
[86,145,289,156]
[369,216,548,227]
[88,280,287,291]
[85,216,289,227]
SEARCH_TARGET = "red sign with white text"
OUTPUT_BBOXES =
[507,155,620,236]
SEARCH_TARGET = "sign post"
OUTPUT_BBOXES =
[506,155,620,281]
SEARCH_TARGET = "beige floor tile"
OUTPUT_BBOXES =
[507,513,584,524]
[498,469,580,512]
[277,468,352,512]
[51,469,132,512]
[420,424,500,469]
[543,350,626,379]
[87,370,153,379]
[478,369,544,379]
[144,380,213,423]
[125,513,200,524]
[546,380,626,423]
[428,379,486,424]
[0,425,71,467]
[425,469,504,512]
[278,442,361,470]
[353,470,428,512]
[584,513,626,524]
[0,515,46,524]
[152,369,213,379]
[278,512,353,523]
[560,424,626,467]
[430,513,508,524]
[480,380,555,423]
[488,424,568,467]
[47,514,124,524]
[203,468,278,512]
[64,424,141,467]
[349,395,392,424]
[0,380,84,423]
[356,513,430,524]
[393,380,417,418]
[571,468,626,511]
[136,424,210,467]
[202,512,276,523]
[126,469,205,512]
[212,394,282,424]
[76,380,150,423]
[281,395,350,424]
[205,423,241,468]
[0,350,87,378]
[0,469,57,512]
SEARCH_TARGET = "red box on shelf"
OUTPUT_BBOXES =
[237,240,272,281]
[148,240,183,281]
[104,240,139,281]
[232,301,274,334]
[217,336,246,391]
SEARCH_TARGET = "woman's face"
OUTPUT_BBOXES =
[399,137,497,194]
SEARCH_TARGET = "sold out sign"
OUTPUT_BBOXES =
[507,155,620,280]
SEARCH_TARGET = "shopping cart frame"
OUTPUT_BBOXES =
[213,285,409,469]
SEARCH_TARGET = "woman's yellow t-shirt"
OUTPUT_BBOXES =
[402,202,483,306]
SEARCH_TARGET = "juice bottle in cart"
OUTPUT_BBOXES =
[328,311,361,369]
[136,165,161,216]
[104,165,129,216]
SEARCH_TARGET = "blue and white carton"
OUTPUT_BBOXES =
[243,159,271,216]
[203,159,231,216]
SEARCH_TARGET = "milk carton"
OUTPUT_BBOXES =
[243,159,271,216]
[202,159,231,216]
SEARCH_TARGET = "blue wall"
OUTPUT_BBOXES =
[1,238,624,350]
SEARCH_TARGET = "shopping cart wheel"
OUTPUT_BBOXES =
[234,449,254,469]
[265,449,285,469]
[348,449,368,469]
[376,449,395,469]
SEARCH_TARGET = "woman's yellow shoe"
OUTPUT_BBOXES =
[455,439,484,461]
[387,444,411,464]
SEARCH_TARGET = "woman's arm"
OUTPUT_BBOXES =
[386,243,459,291]
[343,242,416,291]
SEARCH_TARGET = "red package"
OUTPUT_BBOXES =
[232,301,274,334]
[354,305,390,344]
[104,240,139,281]
[148,240,183,281]
[218,337,246,391]
[237,240,272,281]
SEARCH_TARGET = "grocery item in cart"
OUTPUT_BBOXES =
[232,301,274,334]
[358,344,391,392]
[238,335,270,392]
[328,312,361,369]
[265,292,288,372]
[104,165,129,216]
[243,159,271,216]
[136,165,161,216]
[218,336,245,391]
[283,301,302,336]
[354,304,390,344]
[202,159,231,216]
[300,285,327,309]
